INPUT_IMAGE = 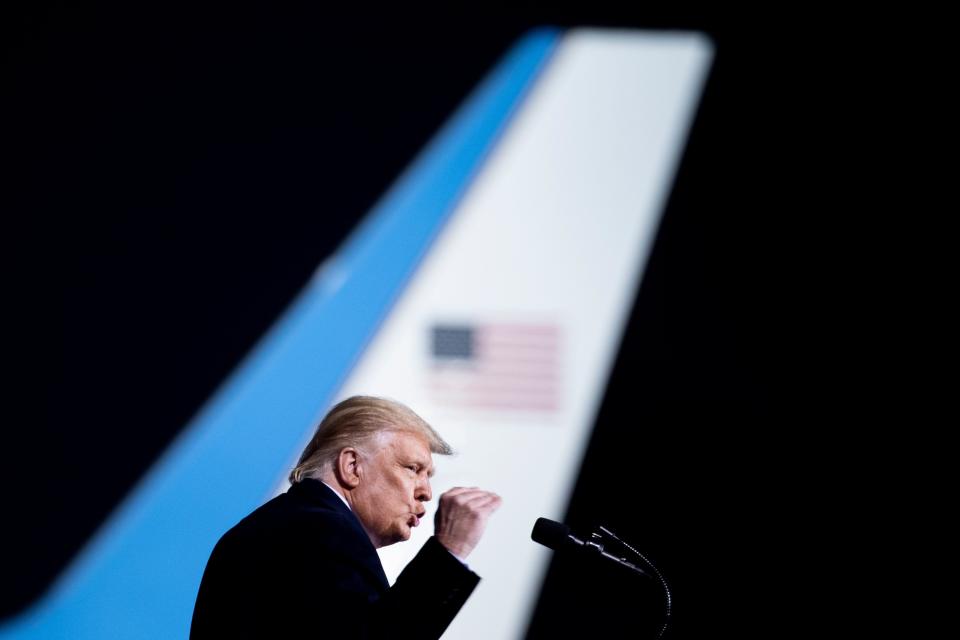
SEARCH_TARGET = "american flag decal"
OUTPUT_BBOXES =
[427,323,561,412]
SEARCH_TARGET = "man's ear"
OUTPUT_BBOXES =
[335,448,362,488]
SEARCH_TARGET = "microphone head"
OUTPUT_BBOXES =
[531,517,573,550]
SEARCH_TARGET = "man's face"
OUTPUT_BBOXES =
[352,430,435,548]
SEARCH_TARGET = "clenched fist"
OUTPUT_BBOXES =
[434,487,502,560]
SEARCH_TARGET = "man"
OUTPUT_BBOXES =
[190,395,501,639]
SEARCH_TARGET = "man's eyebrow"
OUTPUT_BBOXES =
[402,456,434,477]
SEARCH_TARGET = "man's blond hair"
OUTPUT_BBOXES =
[289,395,452,484]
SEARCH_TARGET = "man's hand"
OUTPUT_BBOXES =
[434,487,502,560]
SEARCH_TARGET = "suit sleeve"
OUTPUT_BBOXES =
[370,536,481,639]
[303,536,480,640]
[192,532,479,640]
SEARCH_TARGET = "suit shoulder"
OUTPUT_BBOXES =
[214,492,360,555]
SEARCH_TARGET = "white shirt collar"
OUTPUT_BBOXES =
[320,480,351,511]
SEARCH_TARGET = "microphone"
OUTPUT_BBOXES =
[531,517,587,550]
[532,517,672,639]
[531,517,650,578]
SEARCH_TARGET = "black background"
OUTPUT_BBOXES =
[2,2,835,636]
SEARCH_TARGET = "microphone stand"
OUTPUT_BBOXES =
[580,532,651,578]
[593,525,673,640]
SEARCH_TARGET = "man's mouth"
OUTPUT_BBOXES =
[409,514,422,527]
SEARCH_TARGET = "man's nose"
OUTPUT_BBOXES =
[416,480,432,503]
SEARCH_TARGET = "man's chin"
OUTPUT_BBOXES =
[380,527,412,547]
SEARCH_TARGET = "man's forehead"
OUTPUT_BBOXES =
[380,430,434,464]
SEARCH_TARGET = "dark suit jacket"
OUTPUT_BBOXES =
[190,479,480,639]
